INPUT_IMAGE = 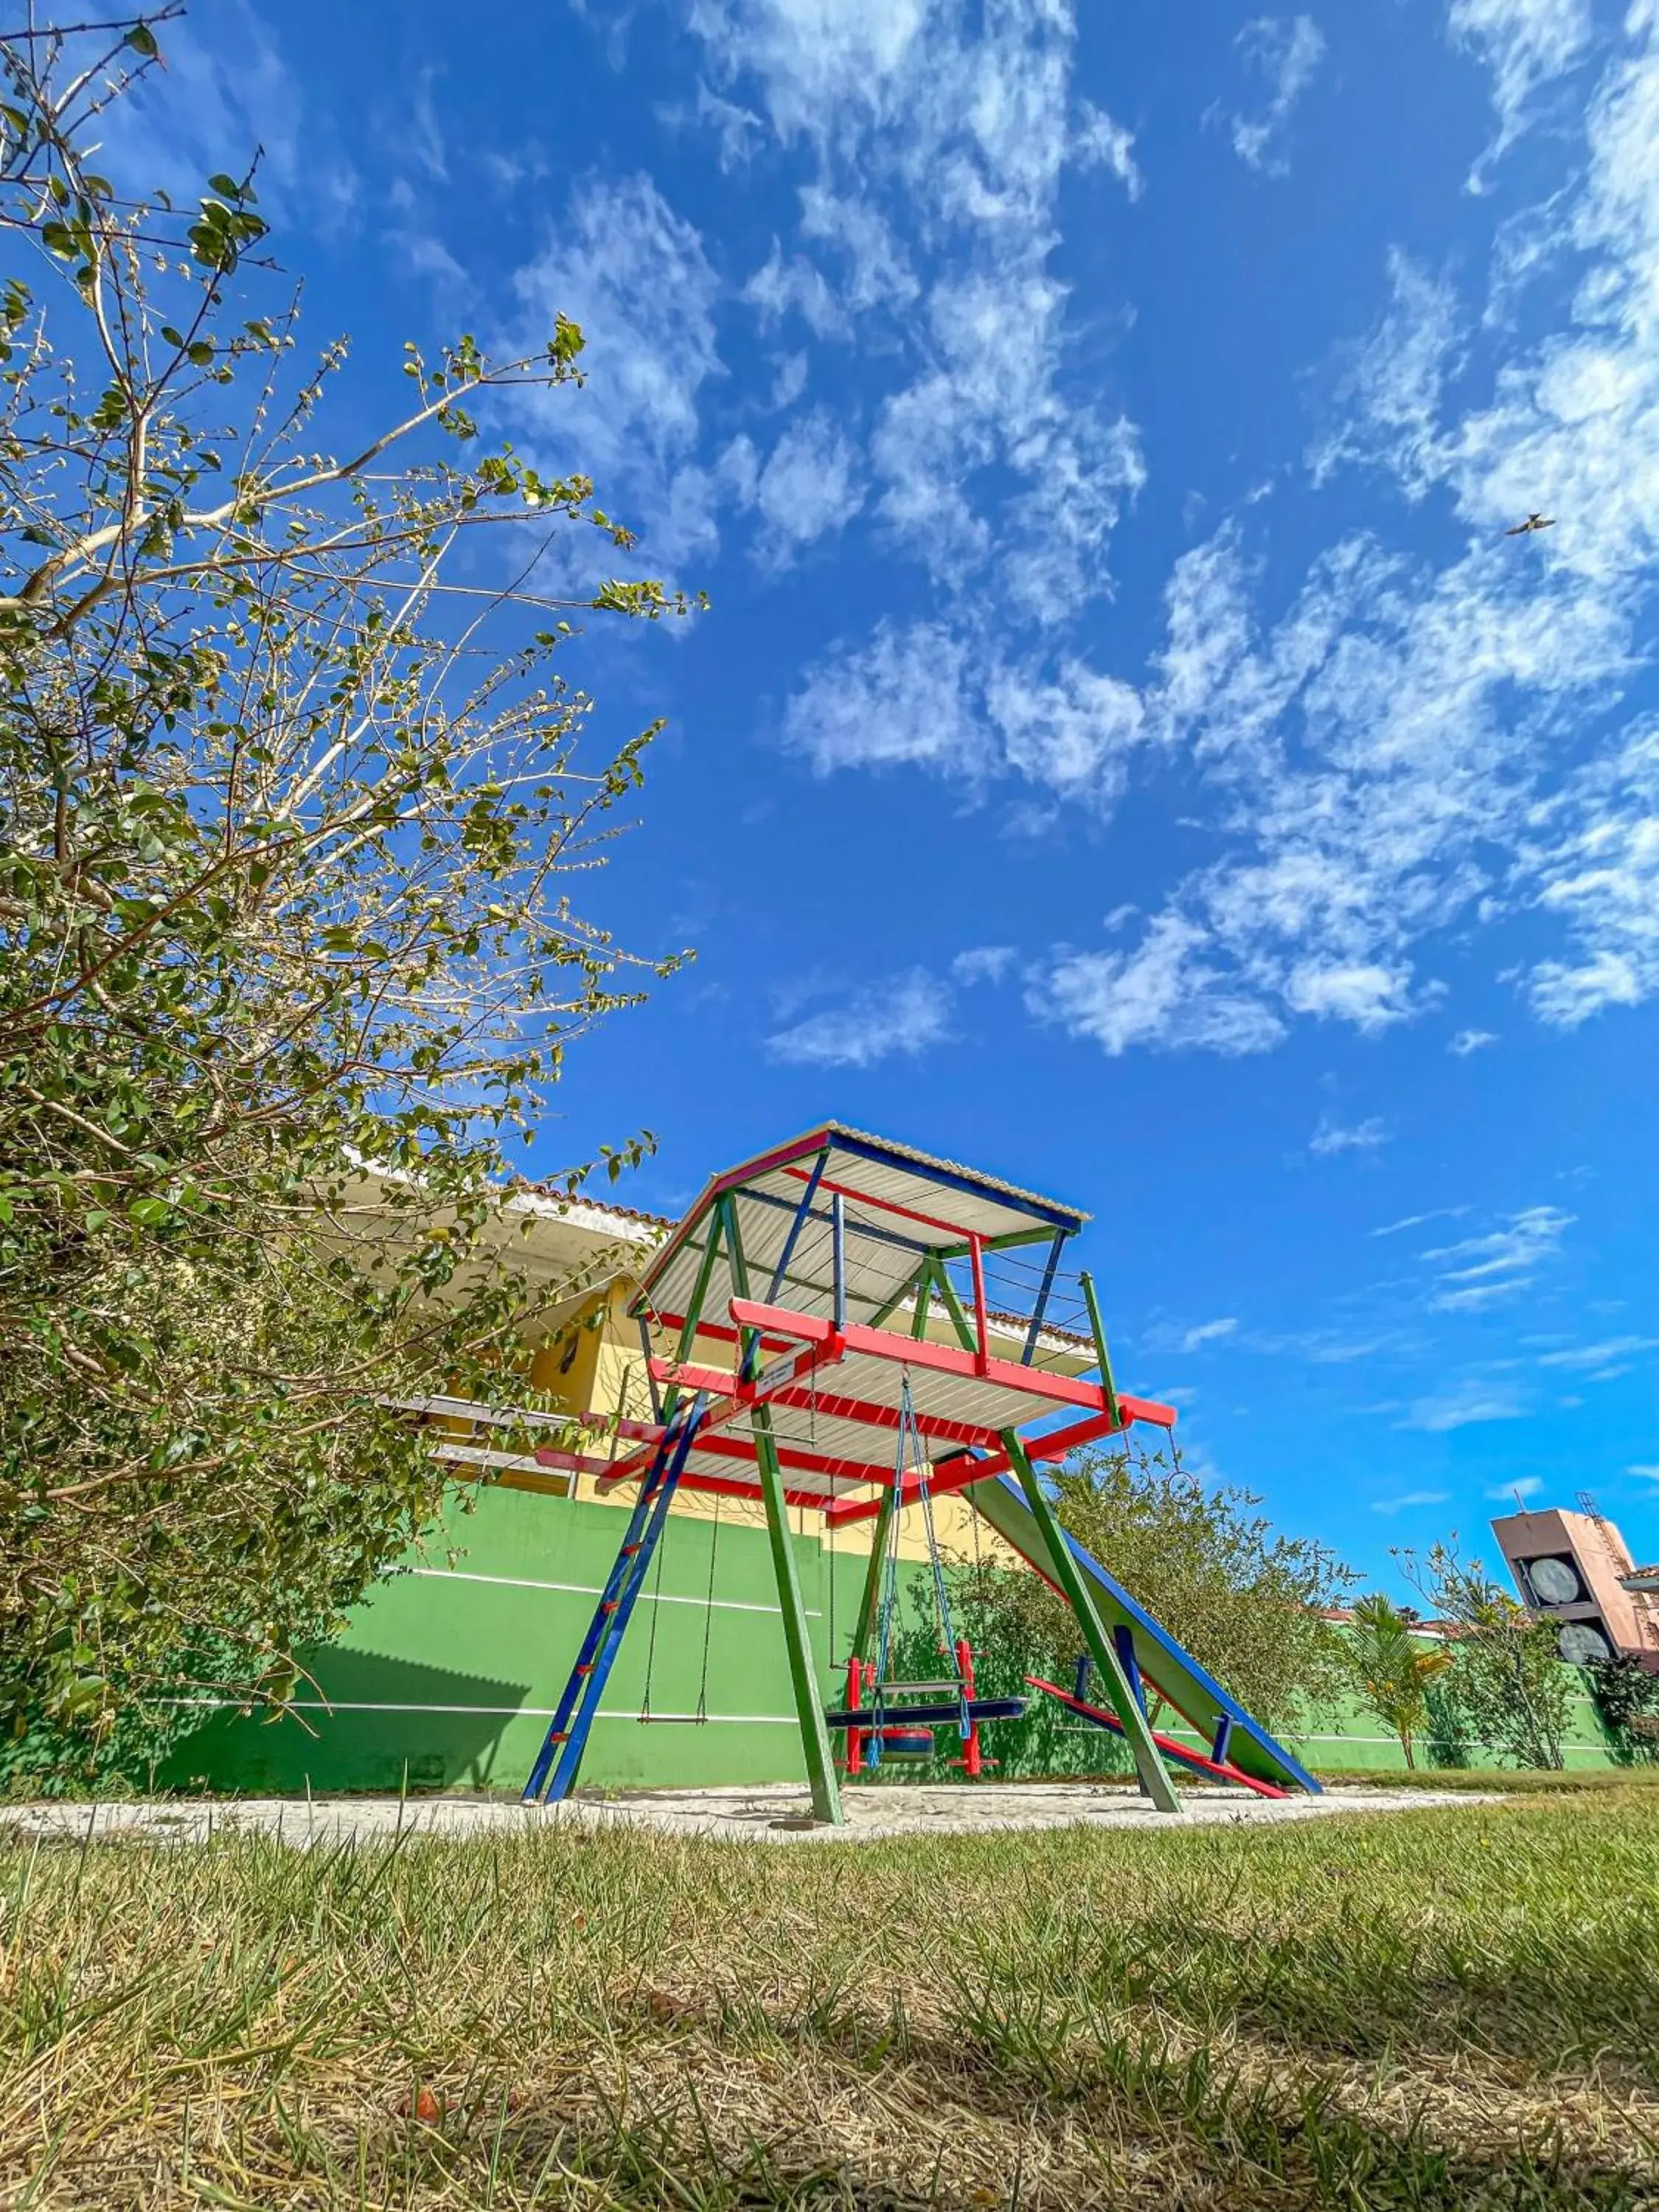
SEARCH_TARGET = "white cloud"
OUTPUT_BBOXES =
[1180,1317,1239,1352]
[1631,1462,1659,1481]
[952,945,1015,986]
[1228,15,1327,175]
[780,621,986,777]
[1486,1474,1545,1500]
[1397,1385,1526,1430]
[1371,1487,1453,1514]
[1527,726,1659,1025]
[408,66,448,181]
[509,173,723,563]
[1423,1205,1573,1310]
[1536,1335,1658,1370]
[798,184,919,313]
[1287,963,1416,1030]
[984,660,1147,805]
[743,408,863,562]
[1311,251,1464,496]
[1028,913,1286,1058]
[1074,100,1143,200]
[695,0,1145,619]
[1374,1207,1470,1237]
[1449,0,1594,183]
[1450,1027,1498,1054]
[1310,1116,1391,1156]
[696,78,765,167]
[743,240,849,339]
[766,968,953,1068]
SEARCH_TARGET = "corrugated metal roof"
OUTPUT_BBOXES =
[636,1124,1085,1324]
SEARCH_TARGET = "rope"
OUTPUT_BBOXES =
[693,1492,721,1723]
[639,1504,669,1722]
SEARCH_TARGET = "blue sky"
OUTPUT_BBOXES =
[122,0,1657,1589]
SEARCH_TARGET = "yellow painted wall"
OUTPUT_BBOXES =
[496,1276,1033,1571]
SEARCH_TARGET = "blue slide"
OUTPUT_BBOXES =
[970,1473,1322,1794]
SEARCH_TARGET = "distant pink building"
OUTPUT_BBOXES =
[1490,1506,1659,1669]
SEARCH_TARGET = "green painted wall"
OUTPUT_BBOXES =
[161,1484,877,1796]
[159,1483,1620,1794]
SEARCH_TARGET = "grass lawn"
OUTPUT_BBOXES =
[3,1778,1658,2208]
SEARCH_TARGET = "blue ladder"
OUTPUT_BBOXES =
[522,1395,708,1805]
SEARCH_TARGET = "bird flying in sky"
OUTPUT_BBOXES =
[1503,512,1556,536]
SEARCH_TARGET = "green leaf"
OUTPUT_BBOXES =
[125,23,160,58]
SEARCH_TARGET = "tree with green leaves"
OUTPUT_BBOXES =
[0,15,691,1781]
[1343,1593,1451,1768]
[1587,1653,1659,1764]
[950,1441,1354,1736]
[1398,1542,1573,1770]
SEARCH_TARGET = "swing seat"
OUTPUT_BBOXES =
[874,1728,935,1761]
[824,1697,1026,1730]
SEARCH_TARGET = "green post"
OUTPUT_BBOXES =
[1001,1430,1182,1813]
[718,1197,844,1825]
[851,1484,896,1665]
[658,1208,725,1427]
[1079,1270,1121,1430]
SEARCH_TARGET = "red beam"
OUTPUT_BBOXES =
[647,1359,1005,1452]
[726,1298,1177,1427]
[686,1428,894,1486]
[824,1406,1130,1525]
[604,1337,841,1486]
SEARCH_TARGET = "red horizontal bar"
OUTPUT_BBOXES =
[647,1359,1004,1452]
[603,1338,838,1487]
[823,1406,1130,1525]
[687,1428,892,1486]
[728,1298,1177,1427]
[649,1311,801,1355]
[1025,1677,1289,1800]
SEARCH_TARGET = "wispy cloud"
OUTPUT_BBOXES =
[1424,1206,1573,1311]
[1536,1335,1658,1374]
[1397,1382,1526,1431]
[781,621,986,778]
[1450,1028,1498,1055]
[1371,1487,1453,1515]
[952,945,1016,987]
[1373,1206,1470,1238]
[726,407,864,566]
[1180,1317,1239,1353]
[1630,1463,1659,1481]
[1311,1115,1390,1157]
[1074,100,1144,200]
[1227,15,1327,175]
[1028,914,1284,1059]
[1449,0,1594,184]
[1486,1474,1545,1501]
[765,968,953,1069]
[509,173,723,566]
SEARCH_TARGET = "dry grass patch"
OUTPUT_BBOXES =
[2,1784,1657,2207]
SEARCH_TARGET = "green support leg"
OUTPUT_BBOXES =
[719,1197,844,1826]
[1001,1430,1183,1814]
[851,1484,897,1664]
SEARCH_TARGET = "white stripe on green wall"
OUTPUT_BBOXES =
[403,1566,821,1618]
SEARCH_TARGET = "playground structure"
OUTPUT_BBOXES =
[519,1125,1318,1825]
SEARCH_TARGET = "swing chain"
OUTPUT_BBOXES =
[693,1492,722,1723]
